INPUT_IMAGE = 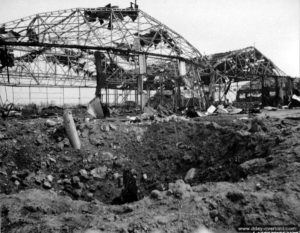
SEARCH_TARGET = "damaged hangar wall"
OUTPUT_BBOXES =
[0,86,147,106]
[0,4,207,109]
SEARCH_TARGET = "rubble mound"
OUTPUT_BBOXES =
[1,111,300,232]
[0,114,280,204]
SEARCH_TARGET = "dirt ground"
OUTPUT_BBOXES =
[0,108,300,232]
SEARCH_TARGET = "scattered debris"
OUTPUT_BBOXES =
[45,119,57,127]
[90,166,108,179]
[184,168,196,182]
[46,174,54,183]
[79,169,89,179]
[240,158,267,174]
[109,123,117,131]
[87,97,104,118]
[168,180,193,199]
[142,173,147,181]
[101,124,110,132]
[216,105,228,114]
[264,106,278,111]
[150,189,163,200]
[43,181,52,189]
[206,105,217,115]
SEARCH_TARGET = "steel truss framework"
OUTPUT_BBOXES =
[206,46,292,102]
[209,46,286,80]
[0,5,293,108]
[0,5,206,91]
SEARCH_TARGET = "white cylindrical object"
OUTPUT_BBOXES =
[63,110,81,149]
[179,61,187,76]
[139,54,146,74]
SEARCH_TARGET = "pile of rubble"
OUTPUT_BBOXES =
[1,106,300,232]
[0,109,288,203]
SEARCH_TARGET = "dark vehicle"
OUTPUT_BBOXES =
[235,87,282,108]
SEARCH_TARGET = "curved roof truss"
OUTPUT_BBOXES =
[0,5,205,87]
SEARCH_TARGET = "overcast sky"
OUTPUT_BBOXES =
[0,0,299,77]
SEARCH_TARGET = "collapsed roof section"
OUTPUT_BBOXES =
[208,46,286,82]
[0,4,206,87]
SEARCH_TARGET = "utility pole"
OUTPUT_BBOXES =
[4,45,10,83]
[94,51,105,98]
